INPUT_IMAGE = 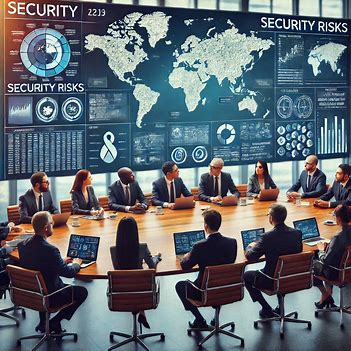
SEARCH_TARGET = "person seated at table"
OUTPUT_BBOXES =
[152,161,192,209]
[108,167,148,213]
[198,157,240,203]
[19,172,59,224]
[314,164,351,208]
[313,205,351,308]
[71,169,103,216]
[247,160,277,198]
[287,155,327,201]
[110,216,161,328]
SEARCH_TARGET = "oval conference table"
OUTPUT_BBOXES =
[10,198,339,279]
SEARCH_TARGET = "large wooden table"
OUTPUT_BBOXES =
[14,199,339,278]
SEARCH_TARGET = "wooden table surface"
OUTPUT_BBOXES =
[12,198,339,278]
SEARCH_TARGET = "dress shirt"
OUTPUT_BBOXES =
[120,183,131,212]
[33,189,43,211]
[213,174,221,197]
[164,176,176,207]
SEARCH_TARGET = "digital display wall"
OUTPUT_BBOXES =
[1,0,350,180]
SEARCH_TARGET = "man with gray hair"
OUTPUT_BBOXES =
[18,211,88,334]
[199,157,240,202]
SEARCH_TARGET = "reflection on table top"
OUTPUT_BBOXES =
[11,199,339,279]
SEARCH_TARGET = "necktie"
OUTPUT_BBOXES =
[307,175,312,191]
[170,181,175,203]
[38,194,43,211]
[125,185,131,205]
[214,176,219,196]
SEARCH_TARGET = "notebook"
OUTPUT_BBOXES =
[258,188,280,201]
[293,217,325,246]
[241,228,265,251]
[218,195,238,206]
[66,234,100,268]
[52,212,70,227]
[173,196,195,210]
[173,230,205,257]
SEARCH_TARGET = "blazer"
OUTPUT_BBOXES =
[18,235,80,294]
[320,178,351,208]
[19,189,58,224]
[288,169,327,198]
[198,172,240,202]
[110,243,160,269]
[71,186,100,215]
[151,177,192,207]
[180,232,237,287]
[247,174,277,197]
[245,223,302,289]
[108,180,148,212]
[0,222,9,241]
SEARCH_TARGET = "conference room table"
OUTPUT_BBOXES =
[11,198,340,279]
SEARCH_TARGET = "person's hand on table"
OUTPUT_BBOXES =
[314,199,329,208]
[168,203,175,209]
[73,258,83,266]
[64,257,73,264]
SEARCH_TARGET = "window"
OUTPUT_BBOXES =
[299,0,320,16]
[249,0,271,13]
[321,0,343,18]
[273,0,292,15]
[198,0,217,10]
[219,0,240,11]
[165,0,195,8]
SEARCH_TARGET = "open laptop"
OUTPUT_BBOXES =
[241,228,265,251]
[173,229,205,257]
[258,188,280,201]
[67,234,100,268]
[217,195,238,206]
[173,196,195,210]
[293,217,325,246]
[52,212,70,227]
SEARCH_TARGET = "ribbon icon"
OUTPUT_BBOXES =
[100,131,117,164]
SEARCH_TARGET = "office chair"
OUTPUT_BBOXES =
[253,251,314,338]
[314,245,351,328]
[59,199,73,214]
[107,269,165,351]
[7,205,21,225]
[186,262,246,348]
[6,265,78,351]
[236,184,248,197]
[98,196,110,211]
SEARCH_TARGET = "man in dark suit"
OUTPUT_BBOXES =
[287,154,327,200]
[175,210,237,328]
[152,161,192,209]
[314,163,351,208]
[244,204,302,318]
[108,167,148,213]
[199,157,240,202]
[18,211,88,333]
[19,172,58,224]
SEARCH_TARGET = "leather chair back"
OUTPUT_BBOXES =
[7,205,20,225]
[336,245,351,285]
[236,184,247,197]
[98,196,109,211]
[59,199,73,214]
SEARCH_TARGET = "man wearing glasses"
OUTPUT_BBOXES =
[19,171,58,223]
[199,157,240,202]
[152,161,192,209]
[286,154,327,201]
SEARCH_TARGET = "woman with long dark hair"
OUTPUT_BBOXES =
[247,160,277,198]
[110,217,161,328]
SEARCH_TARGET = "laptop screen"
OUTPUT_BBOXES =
[173,230,205,255]
[241,228,265,250]
[67,234,100,261]
[293,218,320,240]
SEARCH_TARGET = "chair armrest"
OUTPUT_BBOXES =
[257,270,276,281]
[45,284,74,305]
[185,279,203,300]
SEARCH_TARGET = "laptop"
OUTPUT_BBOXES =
[173,229,205,257]
[293,217,325,246]
[52,212,70,227]
[258,188,280,201]
[173,196,195,210]
[217,195,238,206]
[241,228,265,251]
[67,234,100,268]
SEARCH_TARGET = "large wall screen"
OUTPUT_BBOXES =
[1,0,350,180]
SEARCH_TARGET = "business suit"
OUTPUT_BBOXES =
[247,174,277,197]
[18,235,88,325]
[198,172,240,202]
[152,177,192,207]
[19,189,58,224]
[319,179,351,208]
[176,233,237,316]
[244,224,302,304]
[71,186,100,215]
[0,222,10,285]
[108,180,148,212]
[110,243,160,270]
[288,169,327,198]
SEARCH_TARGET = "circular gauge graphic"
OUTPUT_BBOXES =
[20,28,71,77]
[277,95,293,119]
[217,124,236,145]
[171,147,187,164]
[192,146,208,163]
[62,97,83,121]
[36,97,58,122]
[294,95,313,119]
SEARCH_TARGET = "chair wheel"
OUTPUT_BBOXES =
[22,309,26,318]
[230,323,235,331]
[280,332,284,339]
[308,322,312,330]
[160,334,165,341]
[74,334,78,342]
[16,340,21,346]
[110,334,114,342]
[198,344,203,349]
[241,340,245,347]
[254,321,258,329]
[314,311,319,318]
[340,324,344,329]
[16,320,20,327]
[294,312,298,318]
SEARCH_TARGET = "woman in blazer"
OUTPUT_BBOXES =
[110,216,161,328]
[70,169,103,215]
[247,160,277,198]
